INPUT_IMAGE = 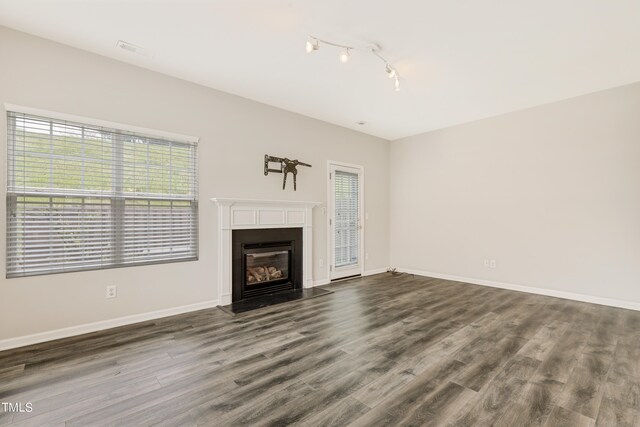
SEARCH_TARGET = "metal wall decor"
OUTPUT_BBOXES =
[264,154,312,191]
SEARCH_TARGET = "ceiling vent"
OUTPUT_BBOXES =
[116,40,150,57]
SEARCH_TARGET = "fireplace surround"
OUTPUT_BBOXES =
[232,227,303,302]
[211,198,320,306]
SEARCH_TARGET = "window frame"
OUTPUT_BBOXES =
[5,105,200,278]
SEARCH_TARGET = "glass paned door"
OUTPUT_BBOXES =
[330,164,363,280]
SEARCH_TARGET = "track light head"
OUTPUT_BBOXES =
[386,65,396,79]
[305,38,318,54]
[339,48,350,63]
[394,77,401,91]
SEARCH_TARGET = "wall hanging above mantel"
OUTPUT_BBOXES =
[264,154,312,191]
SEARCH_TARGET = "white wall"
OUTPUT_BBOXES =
[0,27,390,342]
[5,22,640,346]
[390,82,640,305]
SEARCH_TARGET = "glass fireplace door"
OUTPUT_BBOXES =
[245,250,289,285]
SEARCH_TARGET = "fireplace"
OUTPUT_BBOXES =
[232,228,303,302]
[211,198,319,306]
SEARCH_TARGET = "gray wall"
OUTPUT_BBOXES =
[390,82,640,305]
[0,27,390,341]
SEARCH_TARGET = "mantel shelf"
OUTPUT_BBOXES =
[210,198,321,208]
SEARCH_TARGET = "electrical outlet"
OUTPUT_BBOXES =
[483,259,490,268]
[319,258,324,268]
[489,259,497,269]
[106,285,117,299]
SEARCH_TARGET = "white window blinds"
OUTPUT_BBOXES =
[334,170,359,268]
[6,111,198,278]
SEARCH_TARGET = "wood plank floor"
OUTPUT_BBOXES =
[1,272,640,426]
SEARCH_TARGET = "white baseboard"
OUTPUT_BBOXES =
[311,268,387,287]
[0,300,219,352]
[364,267,389,276]
[397,267,640,312]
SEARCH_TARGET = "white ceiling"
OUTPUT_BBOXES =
[1,1,640,140]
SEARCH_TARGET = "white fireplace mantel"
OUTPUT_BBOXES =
[211,198,321,306]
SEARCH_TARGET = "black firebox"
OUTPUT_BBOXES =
[232,228,303,302]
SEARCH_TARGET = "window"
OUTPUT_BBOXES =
[6,110,198,278]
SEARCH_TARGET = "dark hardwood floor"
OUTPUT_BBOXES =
[1,272,640,426]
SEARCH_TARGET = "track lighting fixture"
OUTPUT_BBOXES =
[305,38,319,54]
[305,36,402,92]
[305,36,351,58]
[369,44,402,91]
[386,65,397,79]
[339,48,350,63]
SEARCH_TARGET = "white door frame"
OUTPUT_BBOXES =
[327,161,365,280]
